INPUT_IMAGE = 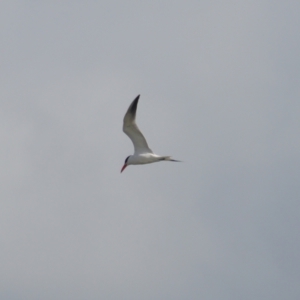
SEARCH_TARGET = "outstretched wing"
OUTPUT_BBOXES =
[123,95,153,154]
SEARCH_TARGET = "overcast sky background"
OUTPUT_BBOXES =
[0,1,299,299]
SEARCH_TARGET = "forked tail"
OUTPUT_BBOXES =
[161,156,181,162]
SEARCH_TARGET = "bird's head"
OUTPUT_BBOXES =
[120,155,131,173]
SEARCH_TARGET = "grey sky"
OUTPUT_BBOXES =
[0,1,299,299]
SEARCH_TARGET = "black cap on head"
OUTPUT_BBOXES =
[124,156,130,164]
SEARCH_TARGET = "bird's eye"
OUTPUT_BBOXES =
[125,156,130,163]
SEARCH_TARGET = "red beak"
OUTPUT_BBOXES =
[120,164,127,173]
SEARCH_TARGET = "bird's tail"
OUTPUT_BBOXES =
[161,156,181,162]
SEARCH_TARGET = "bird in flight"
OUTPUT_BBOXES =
[121,95,180,173]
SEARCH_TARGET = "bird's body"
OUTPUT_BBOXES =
[127,153,176,165]
[121,95,180,172]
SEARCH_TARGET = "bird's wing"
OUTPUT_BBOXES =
[123,95,153,154]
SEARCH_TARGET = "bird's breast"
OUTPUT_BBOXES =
[130,153,161,165]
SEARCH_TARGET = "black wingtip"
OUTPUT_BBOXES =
[129,95,140,115]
